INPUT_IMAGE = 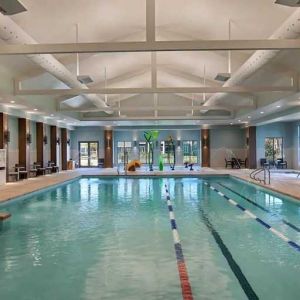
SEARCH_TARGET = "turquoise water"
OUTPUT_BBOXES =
[0,176,300,299]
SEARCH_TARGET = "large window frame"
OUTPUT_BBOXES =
[117,141,132,164]
[78,141,99,168]
[264,137,283,163]
[182,140,199,164]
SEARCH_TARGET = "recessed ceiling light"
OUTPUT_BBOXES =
[230,123,233,125]
[248,116,251,119]
[260,111,264,114]
[238,119,241,122]
[10,100,15,104]
[34,108,38,111]
[276,105,281,108]
[50,114,54,117]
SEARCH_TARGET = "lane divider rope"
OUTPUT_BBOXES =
[204,182,300,253]
[164,184,194,300]
[217,182,300,233]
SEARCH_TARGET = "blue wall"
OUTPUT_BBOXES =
[70,127,104,163]
[210,127,247,167]
[256,122,293,168]
[114,129,200,166]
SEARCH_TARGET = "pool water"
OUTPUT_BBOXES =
[1,176,300,299]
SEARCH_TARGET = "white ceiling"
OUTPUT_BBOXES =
[0,0,298,128]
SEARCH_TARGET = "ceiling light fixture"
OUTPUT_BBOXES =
[215,19,232,82]
[248,116,251,119]
[10,100,15,104]
[276,105,281,108]
[260,111,264,114]
[75,24,93,84]
[34,108,38,111]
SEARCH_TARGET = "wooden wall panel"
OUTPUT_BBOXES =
[104,130,113,168]
[36,122,44,166]
[201,129,210,167]
[18,118,30,169]
[50,125,57,164]
[0,113,9,180]
[61,128,67,170]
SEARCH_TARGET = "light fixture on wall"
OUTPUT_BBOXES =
[56,137,60,145]
[43,135,48,145]
[202,137,208,148]
[4,130,10,144]
[67,138,71,145]
[26,133,32,144]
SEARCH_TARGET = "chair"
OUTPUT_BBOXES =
[48,161,59,173]
[8,168,19,181]
[29,164,38,177]
[275,158,287,169]
[98,158,104,168]
[260,158,270,168]
[232,157,241,169]
[225,158,233,168]
[34,162,46,176]
[15,164,28,180]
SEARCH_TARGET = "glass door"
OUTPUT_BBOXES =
[79,141,99,167]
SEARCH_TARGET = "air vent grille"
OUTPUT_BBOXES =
[0,0,27,15]
[275,0,300,7]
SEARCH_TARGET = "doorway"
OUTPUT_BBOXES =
[79,141,99,167]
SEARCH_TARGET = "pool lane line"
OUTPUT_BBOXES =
[204,182,300,253]
[198,207,259,300]
[164,185,194,300]
[217,182,300,233]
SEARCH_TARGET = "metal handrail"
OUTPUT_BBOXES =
[250,167,270,185]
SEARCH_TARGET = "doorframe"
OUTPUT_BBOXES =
[78,141,99,168]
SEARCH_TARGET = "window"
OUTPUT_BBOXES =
[117,141,132,164]
[264,137,283,163]
[183,141,198,163]
[160,141,175,164]
[139,142,147,163]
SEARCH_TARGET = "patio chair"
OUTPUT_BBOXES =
[15,164,28,180]
[275,158,287,169]
[8,168,19,181]
[260,158,270,168]
[225,158,232,168]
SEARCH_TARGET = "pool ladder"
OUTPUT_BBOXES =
[250,167,271,185]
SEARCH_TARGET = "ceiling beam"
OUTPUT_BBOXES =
[15,85,296,96]
[59,105,233,113]
[3,39,300,55]
[81,115,232,121]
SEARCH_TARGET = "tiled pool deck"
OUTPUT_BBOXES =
[0,167,300,204]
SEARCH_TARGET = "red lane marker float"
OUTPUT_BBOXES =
[164,185,194,300]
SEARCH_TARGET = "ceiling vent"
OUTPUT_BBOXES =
[275,0,300,6]
[214,73,231,82]
[0,0,27,15]
[77,75,93,85]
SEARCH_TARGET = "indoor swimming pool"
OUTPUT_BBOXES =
[1,176,300,300]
